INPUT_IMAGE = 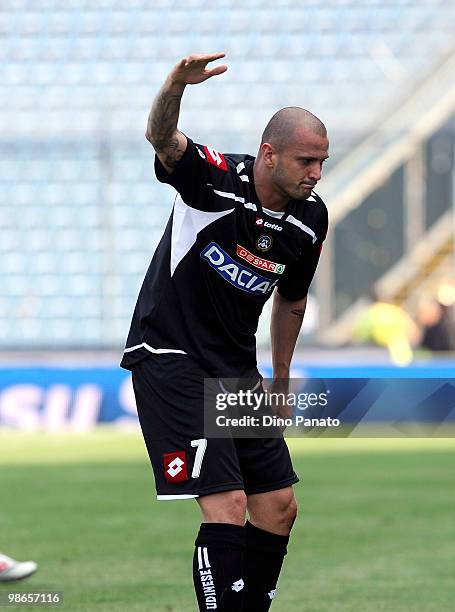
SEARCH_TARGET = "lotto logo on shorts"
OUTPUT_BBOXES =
[203,146,228,171]
[237,245,286,274]
[163,451,188,483]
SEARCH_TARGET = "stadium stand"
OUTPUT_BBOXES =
[1,1,454,348]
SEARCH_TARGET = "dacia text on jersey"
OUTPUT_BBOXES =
[201,243,279,295]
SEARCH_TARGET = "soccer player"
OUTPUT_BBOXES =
[0,552,38,582]
[121,53,329,611]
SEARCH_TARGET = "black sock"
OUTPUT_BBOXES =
[244,521,290,611]
[193,522,246,611]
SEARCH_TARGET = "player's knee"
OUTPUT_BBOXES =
[285,495,298,529]
[274,491,298,531]
[198,490,247,525]
[218,490,247,523]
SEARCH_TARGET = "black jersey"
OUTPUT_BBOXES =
[120,138,328,378]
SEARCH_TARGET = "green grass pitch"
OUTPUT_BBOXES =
[0,431,454,611]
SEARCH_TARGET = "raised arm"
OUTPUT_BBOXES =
[145,53,227,174]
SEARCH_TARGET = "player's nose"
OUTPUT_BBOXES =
[308,163,322,182]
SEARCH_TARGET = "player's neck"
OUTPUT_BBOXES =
[253,163,289,212]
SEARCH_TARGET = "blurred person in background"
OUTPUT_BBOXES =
[0,553,37,582]
[354,291,420,366]
[418,291,455,352]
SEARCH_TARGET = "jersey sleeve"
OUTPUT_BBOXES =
[277,205,328,301]
[154,137,231,210]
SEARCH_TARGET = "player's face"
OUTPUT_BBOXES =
[271,130,329,201]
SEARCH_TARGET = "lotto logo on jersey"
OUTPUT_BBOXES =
[203,146,228,171]
[237,245,286,275]
[255,217,283,231]
[163,451,188,483]
[201,242,279,295]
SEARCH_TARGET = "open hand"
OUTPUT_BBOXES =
[169,53,227,86]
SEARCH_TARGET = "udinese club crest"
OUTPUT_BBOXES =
[256,234,273,252]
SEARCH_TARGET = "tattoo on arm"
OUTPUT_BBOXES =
[157,135,184,169]
[147,87,185,167]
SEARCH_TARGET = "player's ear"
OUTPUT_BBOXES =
[261,142,275,168]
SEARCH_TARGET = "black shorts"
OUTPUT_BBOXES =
[131,354,299,501]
